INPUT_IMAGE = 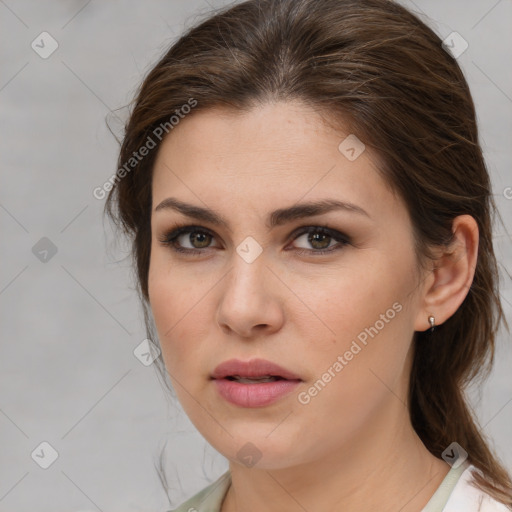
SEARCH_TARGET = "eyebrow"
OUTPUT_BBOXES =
[154,197,370,230]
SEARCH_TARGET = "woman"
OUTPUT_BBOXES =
[105,0,512,510]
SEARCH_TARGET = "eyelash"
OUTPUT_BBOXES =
[157,223,351,257]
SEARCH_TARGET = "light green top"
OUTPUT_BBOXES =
[169,470,231,512]
[421,460,470,511]
[168,460,475,512]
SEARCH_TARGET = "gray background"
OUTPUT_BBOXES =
[1,0,511,511]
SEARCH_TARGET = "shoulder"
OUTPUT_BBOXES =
[443,464,511,512]
[166,470,231,512]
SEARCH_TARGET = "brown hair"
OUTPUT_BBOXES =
[105,0,512,505]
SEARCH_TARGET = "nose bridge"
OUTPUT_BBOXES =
[225,245,269,301]
[216,243,284,336]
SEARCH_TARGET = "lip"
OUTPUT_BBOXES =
[211,358,302,408]
[211,358,302,380]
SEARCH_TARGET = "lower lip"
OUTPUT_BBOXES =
[212,378,301,407]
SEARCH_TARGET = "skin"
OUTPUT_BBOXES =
[148,100,479,512]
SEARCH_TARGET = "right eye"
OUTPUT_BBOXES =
[158,225,220,255]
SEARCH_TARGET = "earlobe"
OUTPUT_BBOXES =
[414,215,479,332]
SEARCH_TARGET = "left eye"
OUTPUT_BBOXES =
[158,225,350,256]
[293,228,334,250]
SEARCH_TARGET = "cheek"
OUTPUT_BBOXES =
[148,260,186,363]
[292,257,416,404]
[147,258,214,379]
[291,258,411,349]
[292,283,413,453]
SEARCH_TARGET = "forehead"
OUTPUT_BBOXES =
[151,101,402,222]
[155,101,342,165]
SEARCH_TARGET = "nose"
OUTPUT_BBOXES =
[216,253,285,339]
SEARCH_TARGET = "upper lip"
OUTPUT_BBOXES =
[211,358,302,380]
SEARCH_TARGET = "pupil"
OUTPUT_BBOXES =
[191,232,210,248]
[310,232,330,249]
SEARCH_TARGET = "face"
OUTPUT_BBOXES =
[148,101,426,469]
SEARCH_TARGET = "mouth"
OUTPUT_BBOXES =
[210,358,302,407]
[223,375,290,383]
[210,357,302,382]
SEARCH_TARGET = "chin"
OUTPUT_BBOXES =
[207,430,305,471]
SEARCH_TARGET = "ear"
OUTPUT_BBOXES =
[414,215,479,332]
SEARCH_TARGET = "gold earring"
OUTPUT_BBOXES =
[428,315,435,332]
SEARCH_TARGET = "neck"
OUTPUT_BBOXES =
[221,395,450,512]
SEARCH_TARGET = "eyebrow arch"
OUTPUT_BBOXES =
[154,197,370,230]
